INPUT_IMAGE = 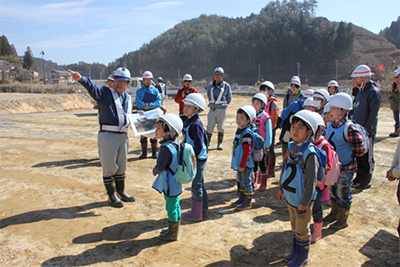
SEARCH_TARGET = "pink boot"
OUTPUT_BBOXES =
[252,171,259,190]
[311,222,323,242]
[258,171,268,192]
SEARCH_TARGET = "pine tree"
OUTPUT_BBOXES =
[23,46,35,70]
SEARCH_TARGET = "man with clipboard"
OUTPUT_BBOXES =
[136,70,162,159]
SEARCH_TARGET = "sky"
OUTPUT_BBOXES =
[0,0,398,66]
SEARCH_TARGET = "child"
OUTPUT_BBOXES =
[231,105,256,210]
[327,80,339,96]
[323,103,331,126]
[313,89,330,117]
[181,93,208,221]
[324,93,367,229]
[259,81,279,178]
[278,110,320,267]
[152,114,184,241]
[311,113,335,242]
[251,93,272,191]
[303,98,320,112]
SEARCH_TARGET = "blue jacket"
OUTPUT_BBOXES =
[207,80,232,109]
[135,85,162,111]
[183,114,207,160]
[79,77,132,133]
[280,97,304,125]
[353,81,381,138]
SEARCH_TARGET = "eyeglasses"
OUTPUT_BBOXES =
[115,78,128,84]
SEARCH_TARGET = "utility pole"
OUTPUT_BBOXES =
[178,68,180,87]
[258,64,260,81]
[297,62,300,77]
[40,51,45,84]
[88,66,91,79]
[335,60,338,81]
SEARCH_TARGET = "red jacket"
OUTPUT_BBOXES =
[174,87,198,114]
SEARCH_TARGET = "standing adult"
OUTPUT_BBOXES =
[136,71,162,159]
[67,67,136,207]
[174,74,198,123]
[206,67,232,150]
[156,77,167,113]
[351,64,381,190]
[388,69,400,137]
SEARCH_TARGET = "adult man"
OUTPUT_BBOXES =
[174,73,198,123]
[351,64,381,190]
[67,67,136,207]
[136,70,162,159]
[155,77,167,113]
[206,67,232,150]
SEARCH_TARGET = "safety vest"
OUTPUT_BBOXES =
[183,119,207,160]
[100,89,132,133]
[231,128,254,170]
[252,111,270,139]
[325,122,354,166]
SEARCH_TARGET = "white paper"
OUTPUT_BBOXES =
[128,108,163,136]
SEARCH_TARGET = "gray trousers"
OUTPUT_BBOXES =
[98,132,129,177]
[207,108,227,134]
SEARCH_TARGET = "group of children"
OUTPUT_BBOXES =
[150,74,369,266]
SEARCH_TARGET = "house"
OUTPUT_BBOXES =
[49,70,73,85]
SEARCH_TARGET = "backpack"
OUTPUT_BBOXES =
[168,141,197,184]
[317,139,341,185]
[239,127,265,162]
[343,120,369,152]
[288,142,327,184]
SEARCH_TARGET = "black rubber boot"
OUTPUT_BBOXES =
[231,191,245,207]
[217,132,224,150]
[139,137,147,159]
[236,193,252,210]
[103,177,124,207]
[207,132,212,146]
[150,138,158,159]
[389,126,400,137]
[329,207,350,229]
[355,173,372,190]
[323,201,340,222]
[114,174,136,202]
[159,220,179,241]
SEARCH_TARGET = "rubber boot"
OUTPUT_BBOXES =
[114,174,136,202]
[287,239,310,267]
[389,125,400,137]
[161,217,180,235]
[217,132,224,150]
[283,234,297,262]
[231,190,245,207]
[267,156,276,178]
[323,201,340,222]
[355,173,372,190]
[311,222,323,242]
[182,200,203,221]
[258,171,268,192]
[139,137,148,159]
[236,193,252,210]
[150,138,158,159]
[329,207,350,229]
[252,171,259,190]
[158,220,179,241]
[103,177,124,207]
[207,132,212,146]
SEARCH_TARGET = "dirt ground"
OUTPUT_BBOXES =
[0,93,399,267]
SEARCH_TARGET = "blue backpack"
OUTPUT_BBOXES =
[168,141,197,184]
[287,142,327,184]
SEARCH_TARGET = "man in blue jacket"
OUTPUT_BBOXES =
[351,64,381,190]
[136,70,162,159]
[68,67,136,207]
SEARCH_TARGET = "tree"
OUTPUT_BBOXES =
[23,46,35,70]
[0,35,14,56]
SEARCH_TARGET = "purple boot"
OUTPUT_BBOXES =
[182,200,203,221]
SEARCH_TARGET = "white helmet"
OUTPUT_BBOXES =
[314,89,330,102]
[260,81,274,91]
[238,105,256,123]
[303,98,320,108]
[183,74,193,81]
[395,67,400,77]
[329,93,353,110]
[114,67,131,81]
[350,65,372,78]
[183,93,206,112]
[157,114,183,138]
[157,77,163,82]
[314,113,325,138]
[214,67,224,74]
[323,103,331,113]
[327,80,339,88]
[107,72,115,81]
[290,109,319,136]
[304,89,315,98]
[290,76,301,86]
[142,71,153,79]
[252,93,268,106]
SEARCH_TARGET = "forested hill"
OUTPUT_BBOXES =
[107,0,397,85]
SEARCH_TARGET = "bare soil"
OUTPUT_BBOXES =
[0,93,399,267]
